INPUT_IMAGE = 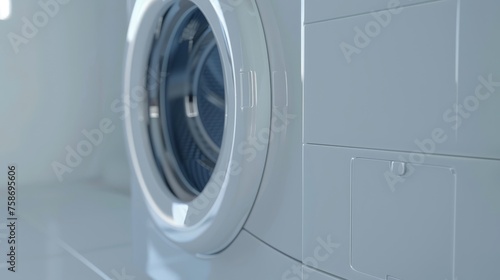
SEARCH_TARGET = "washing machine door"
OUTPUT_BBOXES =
[124,0,270,255]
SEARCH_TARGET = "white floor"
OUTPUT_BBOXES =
[0,181,135,280]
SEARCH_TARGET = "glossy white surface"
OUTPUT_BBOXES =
[126,0,305,264]
[0,182,134,280]
[125,0,272,254]
[132,181,302,280]
[123,0,500,279]
[303,144,500,280]
[454,0,500,159]
[302,0,500,279]
[304,0,458,154]
[304,0,500,160]
[244,0,303,261]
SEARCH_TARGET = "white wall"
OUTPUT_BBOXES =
[0,0,129,187]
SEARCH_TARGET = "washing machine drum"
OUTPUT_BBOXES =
[125,0,271,255]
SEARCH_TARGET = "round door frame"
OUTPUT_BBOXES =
[124,0,271,255]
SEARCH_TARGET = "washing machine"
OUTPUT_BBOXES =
[124,0,500,279]
[124,0,306,279]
